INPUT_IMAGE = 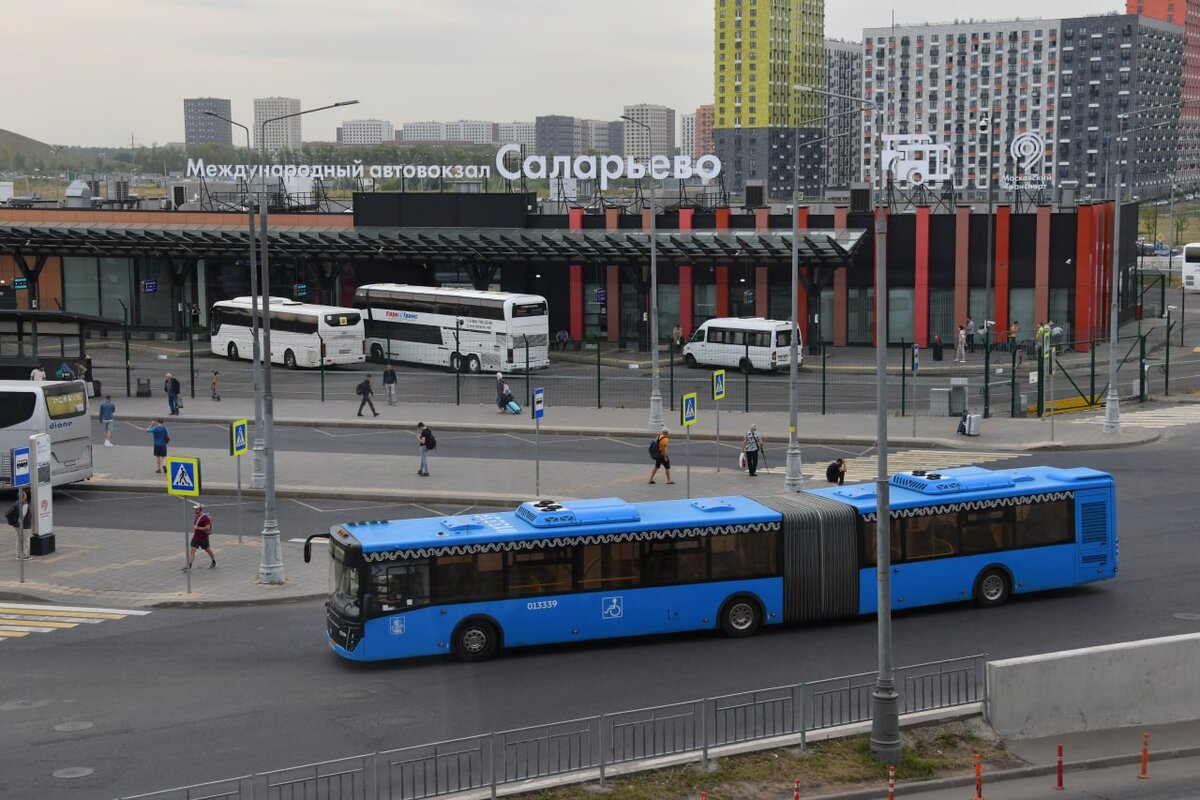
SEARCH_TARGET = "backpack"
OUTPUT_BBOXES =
[826,461,840,483]
[648,435,663,460]
[5,502,19,528]
[356,380,368,396]
[423,428,437,451]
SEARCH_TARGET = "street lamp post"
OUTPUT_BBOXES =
[620,115,663,431]
[203,111,265,488]
[798,85,898,762]
[256,100,358,583]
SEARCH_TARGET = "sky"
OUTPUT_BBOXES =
[5,0,1113,148]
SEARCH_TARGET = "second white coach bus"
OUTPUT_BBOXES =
[354,284,549,372]
[1183,243,1200,292]
[210,297,366,368]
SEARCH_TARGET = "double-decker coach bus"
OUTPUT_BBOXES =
[305,465,1117,662]
[354,284,549,373]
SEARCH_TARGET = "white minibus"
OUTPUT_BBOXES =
[682,317,800,372]
[0,380,93,488]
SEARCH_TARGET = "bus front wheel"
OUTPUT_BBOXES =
[227,342,239,360]
[453,618,500,662]
[684,354,698,368]
[466,354,481,374]
[739,357,753,375]
[974,568,1011,608]
[370,343,384,363]
[283,349,297,369]
[719,595,762,638]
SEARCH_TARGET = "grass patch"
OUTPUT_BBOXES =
[518,719,1026,800]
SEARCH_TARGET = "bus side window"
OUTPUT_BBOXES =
[210,307,221,335]
[691,329,706,342]
[371,561,430,608]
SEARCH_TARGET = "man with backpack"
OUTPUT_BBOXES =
[647,427,674,485]
[417,422,436,477]
[356,375,379,417]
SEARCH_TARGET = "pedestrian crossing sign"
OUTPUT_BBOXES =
[712,369,726,401]
[681,392,698,427]
[229,418,249,457]
[165,457,201,497]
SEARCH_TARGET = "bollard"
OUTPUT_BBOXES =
[1055,743,1064,790]
[793,777,800,799]
[887,764,895,800]
[700,793,707,800]
[974,753,983,799]
[1138,731,1150,779]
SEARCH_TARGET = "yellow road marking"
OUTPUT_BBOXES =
[0,606,125,620]
[0,619,79,629]
[0,631,30,638]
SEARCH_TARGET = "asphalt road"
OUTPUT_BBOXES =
[4,433,1200,799]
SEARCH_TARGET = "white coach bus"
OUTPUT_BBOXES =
[0,380,93,488]
[210,297,366,368]
[354,284,549,372]
[1183,243,1200,292]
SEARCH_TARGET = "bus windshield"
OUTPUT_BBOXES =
[324,312,362,327]
[329,542,361,619]
[512,302,547,318]
[43,383,88,419]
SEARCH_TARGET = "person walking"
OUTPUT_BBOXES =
[146,418,169,473]
[495,372,507,413]
[164,372,181,416]
[955,325,967,363]
[210,371,221,401]
[648,427,675,484]
[99,394,116,447]
[825,458,846,486]
[355,375,379,417]
[741,424,764,477]
[29,364,45,382]
[672,324,683,353]
[416,421,435,477]
[7,488,31,560]
[382,363,398,405]
[965,316,976,353]
[182,503,217,571]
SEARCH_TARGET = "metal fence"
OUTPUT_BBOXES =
[116,654,986,800]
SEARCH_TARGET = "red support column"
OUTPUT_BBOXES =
[754,207,769,230]
[1075,204,1094,350]
[955,205,971,328]
[678,208,695,337]
[568,209,585,341]
[716,266,730,317]
[914,206,931,346]
[1035,205,1051,325]
[833,206,849,346]
[796,206,810,231]
[995,205,1011,334]
[755,265,768,317]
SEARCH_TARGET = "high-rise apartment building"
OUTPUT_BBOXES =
[621,103,676,163]
[499,121,537,148]
[863,16,1185,198]
[535,115,582,157]
[607,120,626,157]
[183,98,233,147]
[580,119,613,153]
[1128,0,1200,181]
[445,120,497,144]
[337,119,395,145]
[713,0,825,199]
[253,97,302,152]
[400,122,447,142]
[681,113,696,160]
[695,104,715,159]
[822,40,863,192]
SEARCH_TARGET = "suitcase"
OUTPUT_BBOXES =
[965,413,981,437]
[506,399,522,414]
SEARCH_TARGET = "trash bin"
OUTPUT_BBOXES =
[948,378,968,415]
[1017,392,1029,418]
[136,378,152,397]
[929,388,951,416]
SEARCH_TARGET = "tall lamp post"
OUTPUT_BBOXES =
[203,111,265,489]
[798,86,897,762]
[256,100,359,583]
[620,114,664,431]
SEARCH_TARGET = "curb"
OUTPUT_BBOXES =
[805,745,1200,799]
[79,478,532,506]
[0,589,327,609]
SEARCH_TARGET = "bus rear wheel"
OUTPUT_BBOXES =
[370,343,384,363]
[227,342,239,360]
[684,354,698,368]
[449,352,463,372]
[974,568,1011,608]
[466,354,481,374]
[283,349,297,369]
[453,619,500,662]
[739,357,753,375]
[719,595,762,638]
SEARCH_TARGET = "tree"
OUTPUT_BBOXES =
[1141,205,1158,240]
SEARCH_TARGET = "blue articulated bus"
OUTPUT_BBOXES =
[304,465,1116,663]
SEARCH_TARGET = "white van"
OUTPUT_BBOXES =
[682,318,800,372]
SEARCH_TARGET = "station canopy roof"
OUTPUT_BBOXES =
[0,223,867,267]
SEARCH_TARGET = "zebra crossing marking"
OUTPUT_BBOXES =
[804,449,1029,481]
[1070,405,1200,429]
[0,603,150,644]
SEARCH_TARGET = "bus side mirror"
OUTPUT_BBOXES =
[303,533,331,563]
